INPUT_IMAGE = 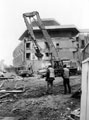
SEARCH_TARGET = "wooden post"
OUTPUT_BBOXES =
[80,58,89,120]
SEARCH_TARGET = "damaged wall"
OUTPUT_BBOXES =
[13,19,79,71]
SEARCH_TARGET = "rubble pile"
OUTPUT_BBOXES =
[0,75,81,120]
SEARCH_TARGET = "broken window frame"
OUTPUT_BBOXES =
[81,40,85,48]
[45,53,50,57]
[26,53,31,60]
[26,42,31,50]
[56,43,59,46]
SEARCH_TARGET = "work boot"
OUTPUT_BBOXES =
[64,92,67,94]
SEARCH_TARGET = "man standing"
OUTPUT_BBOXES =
[45,65,55,93]
[62,64,71,94]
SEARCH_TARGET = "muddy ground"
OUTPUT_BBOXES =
[0,75,81,120]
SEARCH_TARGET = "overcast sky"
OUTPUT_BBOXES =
[0,0,89,65]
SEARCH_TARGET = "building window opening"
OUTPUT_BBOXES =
[81,40,85,48]
[75,43,79,51]
[26,43,30,49]
[26,53,30,60]
[45,53,49,57]
[56,43,59,47]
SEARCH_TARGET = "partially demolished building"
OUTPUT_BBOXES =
[13,19,79,71]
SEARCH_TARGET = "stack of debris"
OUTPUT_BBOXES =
[68,108,80,120]
[0,77,25,103]
[71,88,81,99]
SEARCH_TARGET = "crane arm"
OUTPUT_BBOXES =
[23,11,59,61]
[23,12,43,59]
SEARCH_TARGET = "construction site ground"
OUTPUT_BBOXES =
[0,75,81,120]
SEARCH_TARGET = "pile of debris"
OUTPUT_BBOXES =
[67,108,80,120]
[72,88,81,99]
[0,75,25,103]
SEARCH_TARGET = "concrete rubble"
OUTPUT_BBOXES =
[0,74,81,120]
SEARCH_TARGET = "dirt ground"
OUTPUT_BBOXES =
[0,75,81,120]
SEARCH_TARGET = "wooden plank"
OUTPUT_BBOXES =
[86,64,89,120]
[0,77,13,80]
[0,81,5,88]
[0,89,24,93]
[0,93,10,99]
[80,59,89,120]
[1,117,21,120]
[80,62,88,120]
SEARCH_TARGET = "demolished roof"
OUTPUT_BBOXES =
[19,18,79,40]
[31,18,60,27]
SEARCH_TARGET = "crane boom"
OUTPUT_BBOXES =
[23,12,43,59]
[23,11,59,61]
[22,11,64,77]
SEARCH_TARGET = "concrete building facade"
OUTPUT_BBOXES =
[74,30,89,64]
[13,19,79,71]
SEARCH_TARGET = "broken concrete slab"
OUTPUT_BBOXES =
[0,89,25,93]
[70,108,80,120]
[1,116,21,120]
